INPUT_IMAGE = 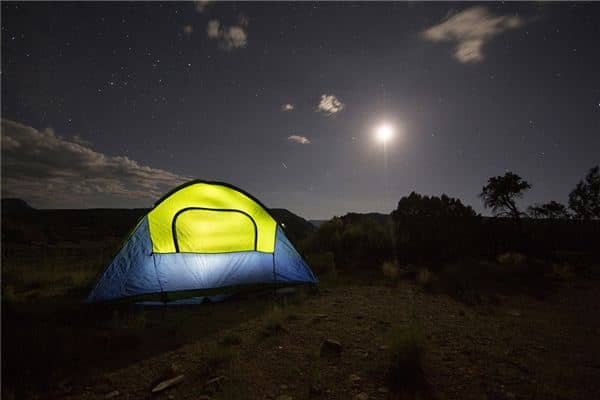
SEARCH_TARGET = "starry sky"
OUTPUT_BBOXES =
[2,2,600,219]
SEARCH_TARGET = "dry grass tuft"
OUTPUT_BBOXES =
[415,268,434,290]
[552,263,576,281]
[381,261,399,281]
[387,321,425,389]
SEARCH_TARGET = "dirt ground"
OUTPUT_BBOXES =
[51,280,600,400]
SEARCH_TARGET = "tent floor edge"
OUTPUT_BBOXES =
[86,281,313,305]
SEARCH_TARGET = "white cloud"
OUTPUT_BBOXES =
[281,103,294,112]
[238,14,249,28]
[1,119,189,208]
[193,0,211,14]
[207,19,248,51]
[207,20,220,39]
[182,25,194,36]
[317,94,344,115]
[288,135,311,145]
[422,6,524,63]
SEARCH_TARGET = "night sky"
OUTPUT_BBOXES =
[2,2,599,219]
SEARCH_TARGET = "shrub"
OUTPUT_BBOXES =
[387,321,425,388]
[2,285,17,304]
[552,263,576,281]
[305,252,335,274]
[415,268,433,290]
[436,260,484,305]
[381,261,399,281]
[497,252,527,266]
[220,333,242,346]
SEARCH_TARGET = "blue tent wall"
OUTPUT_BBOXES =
[152,251,274,294]
[273,226,317,284]
[87,221,316,303]
[87,217,160,302]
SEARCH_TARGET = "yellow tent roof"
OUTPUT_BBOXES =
[147,181,277,254]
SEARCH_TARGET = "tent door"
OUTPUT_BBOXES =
[172,207,257,253]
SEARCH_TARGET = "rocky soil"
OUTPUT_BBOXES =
[60,281,600,400]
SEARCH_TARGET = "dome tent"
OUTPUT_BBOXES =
[87,180,317,303]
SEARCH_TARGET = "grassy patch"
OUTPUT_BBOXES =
[259,296,305,337]
[220,333,243,346]
[201,342,237,374]
[431,256,558,305]
[2,258,101,302]
[262,304,288,334]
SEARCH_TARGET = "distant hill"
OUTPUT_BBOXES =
[310,213,389,228]
[2,198,36,215]
[309,220,328,228]
[1,200,314,246]
[270,208,315,243]
[342,212,391,224]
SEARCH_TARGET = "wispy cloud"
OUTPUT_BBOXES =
[422,6,524,63]
[317,94,344,115]
[71,134,92,147]
[1,119,188,208]
[281,103,294,112]
[288,135,311,145]
[193,0,211,14]
[207,19,248,51]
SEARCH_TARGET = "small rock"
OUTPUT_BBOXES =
[354,393,369,400]
[205,376,227,391]
[152,375,185,393]
[308,385,322,397]
[280,384,288,390]
[378,386,389,394]
[320,339,343,357]
[506,310,521,317]
[354,349,369,358]
[315,313,328,319]
[105,390,120,399]
[378,345,389,351]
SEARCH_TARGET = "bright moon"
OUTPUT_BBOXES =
[376,123,394,143]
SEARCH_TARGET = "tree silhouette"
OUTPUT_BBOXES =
[568,165,600,220]
[480,172,531,222]
[393,191,477,218]
[528,201,569,219]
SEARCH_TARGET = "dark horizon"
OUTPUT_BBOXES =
[2,2,600,219]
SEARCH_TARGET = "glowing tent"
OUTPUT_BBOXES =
[87,181,317,303]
